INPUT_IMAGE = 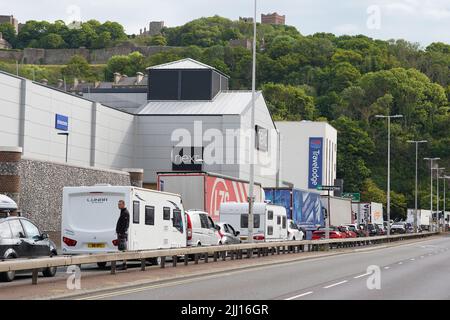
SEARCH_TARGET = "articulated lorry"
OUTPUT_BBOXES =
[406,209,432,231]
[157,172,265,222]
[321,196,353,226]
[264,188,324,240]
[352,202,384,226]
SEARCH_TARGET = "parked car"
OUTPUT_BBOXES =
[185,210,221,246]
[0,216,58,282]
[367,223,381,236]
[390,222,407,234]
[405,223,414,233]
[216,222,241,245]
[346,224,367,237]
[338,225,357,238]
[287,219,305,241]
[312,227,345,240]
[377,224,387,235]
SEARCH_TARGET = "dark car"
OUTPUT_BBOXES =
[367,223,381,236]
[0,216,58,282]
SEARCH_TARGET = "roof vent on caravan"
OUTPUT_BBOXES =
[93,184,112,187]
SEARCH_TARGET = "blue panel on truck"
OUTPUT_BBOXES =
[264,188,324,232]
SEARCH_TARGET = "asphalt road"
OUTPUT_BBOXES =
[74,235,450,300]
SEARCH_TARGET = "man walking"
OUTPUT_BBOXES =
[116,200,130,270]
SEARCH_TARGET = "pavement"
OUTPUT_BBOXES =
[0,234,447,300]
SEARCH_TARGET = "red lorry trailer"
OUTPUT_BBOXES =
[157,172,264,221]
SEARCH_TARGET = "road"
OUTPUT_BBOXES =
[71,235,450,300]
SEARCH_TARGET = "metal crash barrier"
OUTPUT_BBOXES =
[0,232,438,285]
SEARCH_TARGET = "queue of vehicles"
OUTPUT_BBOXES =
[0,172,419,283]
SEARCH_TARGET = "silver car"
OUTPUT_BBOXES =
[216,222,241,245]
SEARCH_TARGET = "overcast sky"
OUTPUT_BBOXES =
[1,0,449,46]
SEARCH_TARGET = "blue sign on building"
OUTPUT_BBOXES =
[55,114,69,131]
[308,137,323,189]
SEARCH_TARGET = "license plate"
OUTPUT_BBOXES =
[88,243,105,248]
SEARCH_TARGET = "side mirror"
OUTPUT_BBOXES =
[19,232,26,238]
[235,231,240,236]
[41,233,49,239]
[214,225,220,231]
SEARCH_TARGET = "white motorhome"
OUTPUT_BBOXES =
[61,185,187,256]
[219,202,288,242]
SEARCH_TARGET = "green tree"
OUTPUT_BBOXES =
[262,83,316,121]
[39,33,66,49]
[0,23,17,47]
[61,55,92,80]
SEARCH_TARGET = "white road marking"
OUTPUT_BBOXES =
[410,258,415,261]
[420,256,424,258]
[354,273,370,279]
[323,280,348,289]
[353,245,387,252]
[285,291,313,300]
[398,262,403,265]
[384,266,390,269]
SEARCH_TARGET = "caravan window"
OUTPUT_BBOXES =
[267,226,273,235]
[241,215,260,228]
[133,201,140,224]
[163,207,171,221]
[277,216,281,225]
[268,211,274,220]
[173,209,183,233]
[254,214,260,228]
[282,216,287,229]
[240,214,248,228]
[145,206,155,225]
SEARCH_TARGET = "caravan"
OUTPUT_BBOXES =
[219,202,288,242]
[61,185,187,258]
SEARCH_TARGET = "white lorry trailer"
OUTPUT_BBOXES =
[407,209,432,230]
[61,185,187,256]
[219,202,288,242]
[321,196,353,227]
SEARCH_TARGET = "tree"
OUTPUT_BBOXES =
[332,116,375,192]
[262,83,316,121]
[39,33,66,49]
[148,35,167,46]
[0,23,17,47]
[61,55,92,80]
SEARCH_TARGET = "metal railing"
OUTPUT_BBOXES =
[0,232,437,285]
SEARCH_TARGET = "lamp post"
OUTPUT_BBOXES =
[434,167,445,231]
[375,114,403,237]
[407,140,427,233]
[247,0,257,243]
[424,157,440,231]
[57,132,69,163]
[442,175,450,231]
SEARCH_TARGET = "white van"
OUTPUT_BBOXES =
[61,185,187,256]
[185,210,221,246]
[219,202,288,242]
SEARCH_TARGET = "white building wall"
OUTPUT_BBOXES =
[135,115,242,184]
[239,93,279,188]
[0,72,135,170]
[0,73,22,146]
[276,121,337,195]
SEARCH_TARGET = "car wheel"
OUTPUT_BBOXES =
[42,266,57,277]
[149,257,161,266]
[42,251,58,277]
[97,262,108,269]
[0,255,16,282]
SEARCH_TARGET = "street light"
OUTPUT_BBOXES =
[424,157,440,231]
[375,114,403,237]
[442,175,450,231]
[247,0,257,243]
[434,167,445,231]
[407,140,428,232]
[57,132,69,163]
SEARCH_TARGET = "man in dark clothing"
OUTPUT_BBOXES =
[116,200,130,239]
[116,200,130,270]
